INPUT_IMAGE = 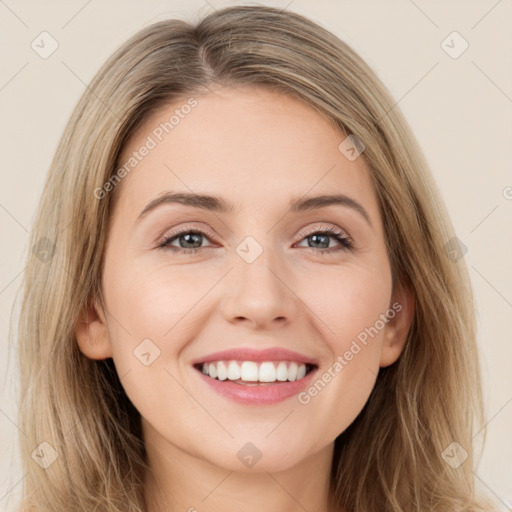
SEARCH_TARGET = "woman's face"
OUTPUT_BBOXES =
[77,85,411,473]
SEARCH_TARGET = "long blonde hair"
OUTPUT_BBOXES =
[12,5,498,511]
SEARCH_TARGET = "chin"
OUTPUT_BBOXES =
[203,443,310,474]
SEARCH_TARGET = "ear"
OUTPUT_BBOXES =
[74,296,113,360]
[379,281,415,368]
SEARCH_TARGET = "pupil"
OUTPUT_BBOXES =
[182,233,202,248]
[310,234,329,249]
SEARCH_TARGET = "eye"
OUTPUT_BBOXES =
[158,228,216,254]
[158,226,353,255]
[295,227,353,254]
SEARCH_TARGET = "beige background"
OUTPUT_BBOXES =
[1,0,511,510]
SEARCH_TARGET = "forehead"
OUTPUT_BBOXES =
[115,86,378,220]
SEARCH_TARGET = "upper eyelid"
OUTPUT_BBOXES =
[296,224,349,239]
[161,225,217,243]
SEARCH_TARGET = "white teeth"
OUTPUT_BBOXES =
[216,361,228,381]
[227,361,240,380]
[288,362,298,381]
[240,361,259,381]
[258,362,276,382]
[208,364,217,379]
[276,361,288,381]
[199,360,310,383]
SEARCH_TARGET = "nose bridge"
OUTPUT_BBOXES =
[221,232,297,327]
[235,233,285,296]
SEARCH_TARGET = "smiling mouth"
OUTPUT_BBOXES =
[193,360,317,385]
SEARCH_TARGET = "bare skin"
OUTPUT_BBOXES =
[75,85,414,512]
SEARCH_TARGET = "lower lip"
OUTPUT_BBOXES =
[195,367,317,405]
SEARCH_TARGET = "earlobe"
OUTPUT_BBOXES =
[74,297,113,360]
[379,283,415,368]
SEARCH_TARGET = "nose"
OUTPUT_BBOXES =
[220,244,299,330]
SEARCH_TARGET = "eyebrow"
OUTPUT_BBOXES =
[136,191,373,229]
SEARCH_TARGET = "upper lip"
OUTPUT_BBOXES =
[191,347,319,366]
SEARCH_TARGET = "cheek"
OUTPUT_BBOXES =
[101,259,224,416]
[299,261,392,350]
[104,259,207,343]
[290,264,392,437]
[100,264,198,429]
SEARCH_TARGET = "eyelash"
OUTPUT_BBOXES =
[157,226,353,255]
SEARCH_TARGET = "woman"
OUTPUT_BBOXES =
[14,5,499,511]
